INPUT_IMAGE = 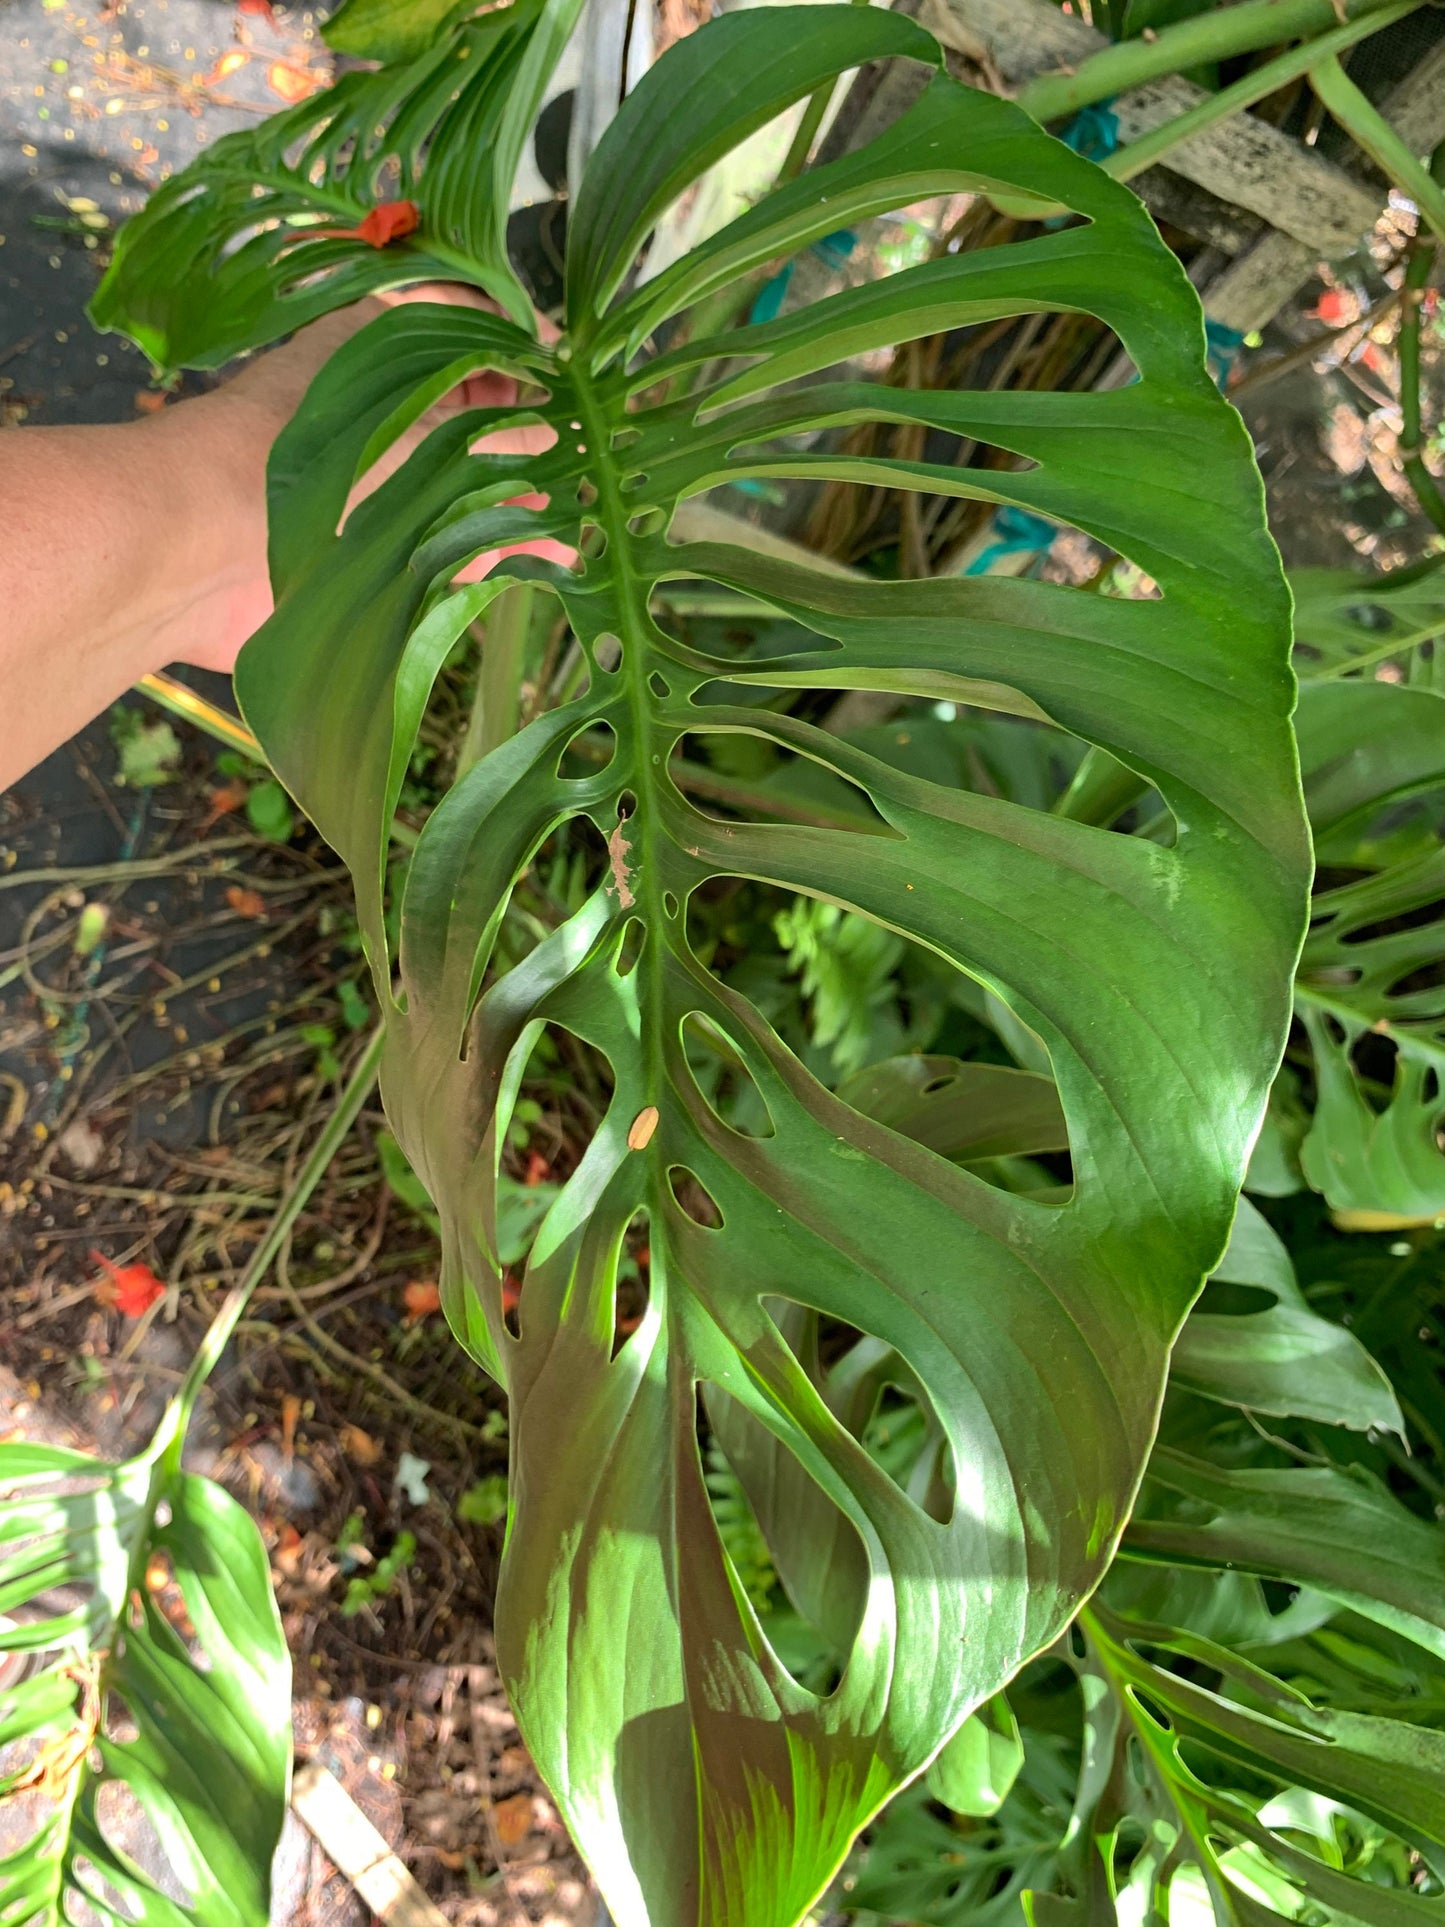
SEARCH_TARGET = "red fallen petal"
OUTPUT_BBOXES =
[402,1278,442,1322]
[1314,288,1352,325]
[355,200,420,248]
[237,0,278,21]
[90,1249,166,1318]
[501,1273,522,1314]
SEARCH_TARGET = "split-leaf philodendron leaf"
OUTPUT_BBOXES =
[91,6,1310,1920]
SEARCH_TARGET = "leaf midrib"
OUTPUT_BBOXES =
[569,356,665,1184]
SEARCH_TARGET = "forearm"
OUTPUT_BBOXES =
[0,306,372,794]
[0,400,266,790]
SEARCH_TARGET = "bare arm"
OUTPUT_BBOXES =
[0,287,559,794]
[0,310,374,793]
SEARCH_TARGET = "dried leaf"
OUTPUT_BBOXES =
[225,885,267,920]
[340,1424,383,1466]
[265,59,320,103]
[204,48,251,85]
[492,1792,536,1848]
[200,779,250,832]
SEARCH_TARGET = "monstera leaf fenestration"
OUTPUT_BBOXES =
[93,9,1309,1921]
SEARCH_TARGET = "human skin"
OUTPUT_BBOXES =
[0,285,561,791]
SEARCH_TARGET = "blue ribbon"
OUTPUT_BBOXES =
[965,504,1058,576]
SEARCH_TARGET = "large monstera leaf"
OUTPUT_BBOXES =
[1293,679,1445,1222]
[94,9,1308,1921]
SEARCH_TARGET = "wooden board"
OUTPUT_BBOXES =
[921,0,1384,254]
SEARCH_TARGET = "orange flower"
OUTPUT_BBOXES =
[321,200,421,249]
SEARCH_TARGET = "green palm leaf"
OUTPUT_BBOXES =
[1294,680,1445,1221]
[0,1433,289,1927]
[92,8,1309,1920]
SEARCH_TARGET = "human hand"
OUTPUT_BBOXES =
[154,284,568,676]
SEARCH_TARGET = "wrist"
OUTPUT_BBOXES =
[128,385,275,679]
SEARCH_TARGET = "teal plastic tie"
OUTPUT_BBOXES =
[965,504,1058,576]
[750,229,857,324]
[1059,98,1120,162]
[1205,317,1246,392]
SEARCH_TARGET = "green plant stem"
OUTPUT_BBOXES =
[1018,0,1410,125]
[1309,54,1445,248]
[459,582,534,776]
[165,1023,384,1457]
[776,0,872,185]
[1398,154,1445,537]
[1103,1,1418,186]
[137,670,262,756]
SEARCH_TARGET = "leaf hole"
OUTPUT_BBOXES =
[579,524,608,561]
[668,1164,723,1229]
[611,1208,651,1359]
[593,633,623,674]
[556,720,617,782]
[766,1300,956,1528]
[615,918,646,978]
[1348,1028,1399,1113]
[680,1011,776,1138]
[616,789,638,821]
[686,875,1074,1181]
[700,1385,853,1692]
[611,425,641,452]
[494,1020,614,1298]
[1339,898,1445,945]
[95,1778,198,1909]
[629,508,666,537]
[649,671,671,701]
[576,477,598,508]
[663,890,680,919]
[836,1052,1069,1172]
[673,730,899,837]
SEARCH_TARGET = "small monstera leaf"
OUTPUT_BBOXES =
[1037,1601,1445,1927]
[1293,680,1445,1224]
[94,9,1308,1920]
[0,1433,290,1927]
[1169,1196,1402,1432]
[89,0,586,363]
